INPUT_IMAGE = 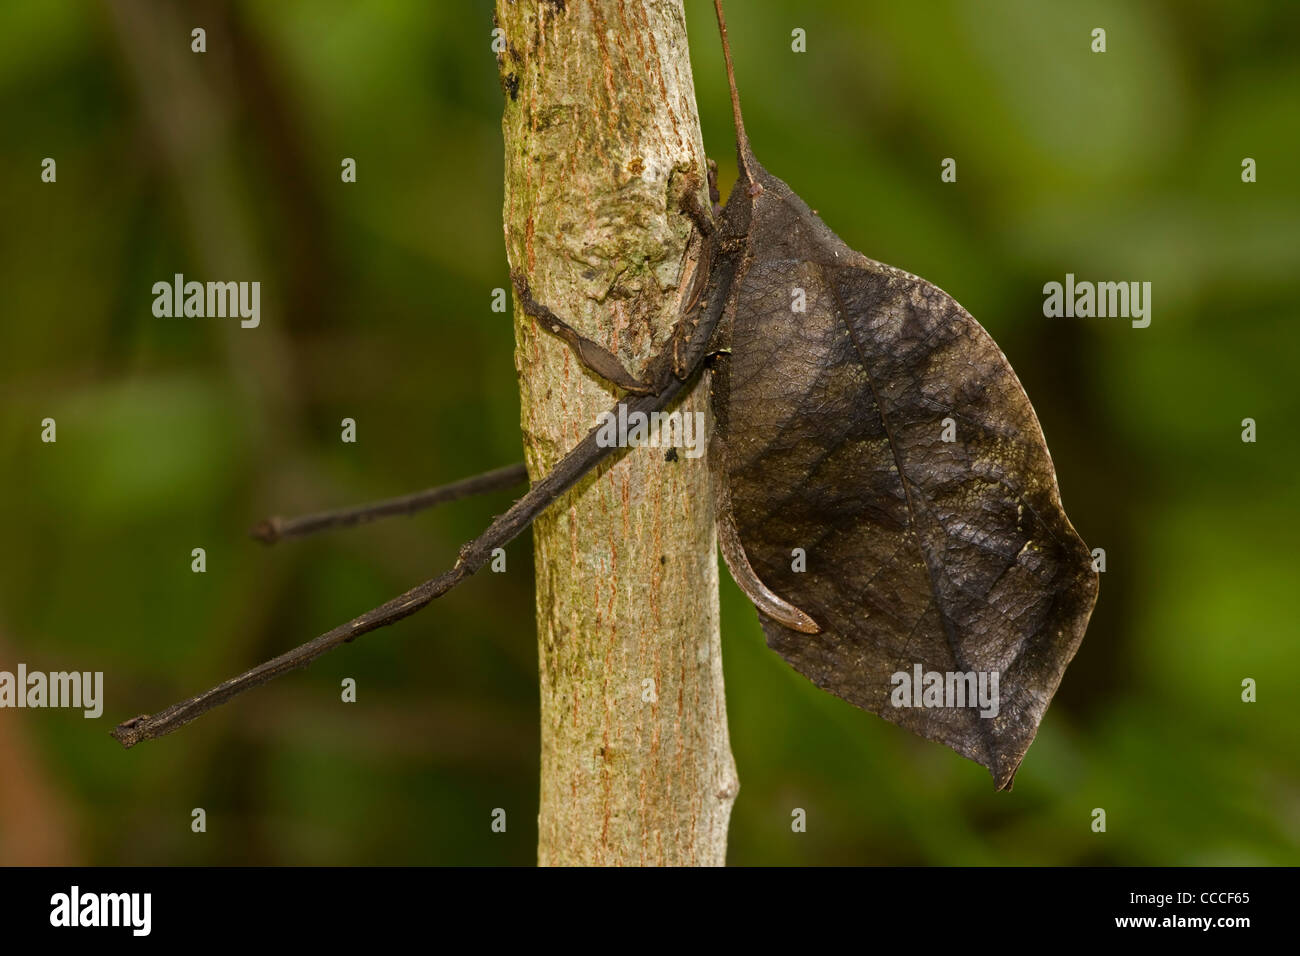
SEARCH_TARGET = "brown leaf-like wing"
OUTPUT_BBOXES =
[714,158,1098,789]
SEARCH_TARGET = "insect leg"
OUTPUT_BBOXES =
[678,188,716,239]
[112,377,695,749]
[710,432,821,635]
[250,462,529,544]
[707,158,721,217]
[510,271,655,395]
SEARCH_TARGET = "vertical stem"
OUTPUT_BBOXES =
[497,0,737,865]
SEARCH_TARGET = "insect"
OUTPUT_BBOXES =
[114,1,1097,790]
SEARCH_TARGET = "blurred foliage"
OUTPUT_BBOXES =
[0,0,1297,865]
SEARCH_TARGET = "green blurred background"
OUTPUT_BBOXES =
[1,0,1297,865]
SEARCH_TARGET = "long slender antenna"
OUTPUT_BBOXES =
[713,0,755,178]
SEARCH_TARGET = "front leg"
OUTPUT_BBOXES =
[511,271,655,395]
[666,179,721,379]
[513,172,719,393]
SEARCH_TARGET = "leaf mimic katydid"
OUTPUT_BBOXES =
[114,1,1096,791]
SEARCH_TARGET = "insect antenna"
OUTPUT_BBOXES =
[712,0,756,182]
